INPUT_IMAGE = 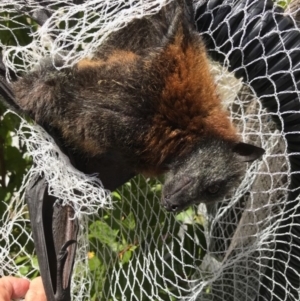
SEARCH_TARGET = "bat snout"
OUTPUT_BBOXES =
[162,176,194,212]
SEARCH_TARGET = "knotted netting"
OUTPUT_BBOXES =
[1,0,300,300]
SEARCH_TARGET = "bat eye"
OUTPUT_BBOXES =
[207,184,221,195]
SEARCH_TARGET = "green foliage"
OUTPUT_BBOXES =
[86,177,207,300]
[0,13,36,47]
[0,10,34,214]
[275,0,291,9]
[0,103,33,271]
[15,255,39,278]
[0,9,38,276]
[0,103,30,210]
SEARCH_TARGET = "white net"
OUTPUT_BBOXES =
[0,0,171,72]
[0,0,300,301]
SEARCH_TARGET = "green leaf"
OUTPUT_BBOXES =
[89,221,119,252]
[176,207,195,223]
[19,265,30,276]
[89,254,102,271]
[14,255,29,264]
[151,183,162,193]
[122,212,136,230]
[120,250,132,264]
[111,191,121,201]
[31,256,39,270]
[275,0,291,8]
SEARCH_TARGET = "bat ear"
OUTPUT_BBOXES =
[164,0,195,45]
[233,142,265,162]
[181,0,195,25]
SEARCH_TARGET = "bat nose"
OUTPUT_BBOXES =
[162,176,193,212]
[162,197,181,212]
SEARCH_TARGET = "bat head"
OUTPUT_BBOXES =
[161,138,265,212]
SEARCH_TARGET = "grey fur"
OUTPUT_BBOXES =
[162,138,251,212]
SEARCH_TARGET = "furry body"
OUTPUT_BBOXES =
[12,2,236,173]
[4,0,264,211]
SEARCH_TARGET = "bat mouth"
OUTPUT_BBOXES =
[164,201,194,213]
[162,176,195,212]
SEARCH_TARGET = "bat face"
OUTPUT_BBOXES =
[162,139,265,212]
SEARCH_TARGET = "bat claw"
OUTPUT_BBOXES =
[58,240,77,260]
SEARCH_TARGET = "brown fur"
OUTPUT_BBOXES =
[12,8,238,175]
[141,29,237,171]
[77,50,138,70]
[10,0,264,199]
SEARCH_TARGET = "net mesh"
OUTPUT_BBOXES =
[0,0,299,300]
